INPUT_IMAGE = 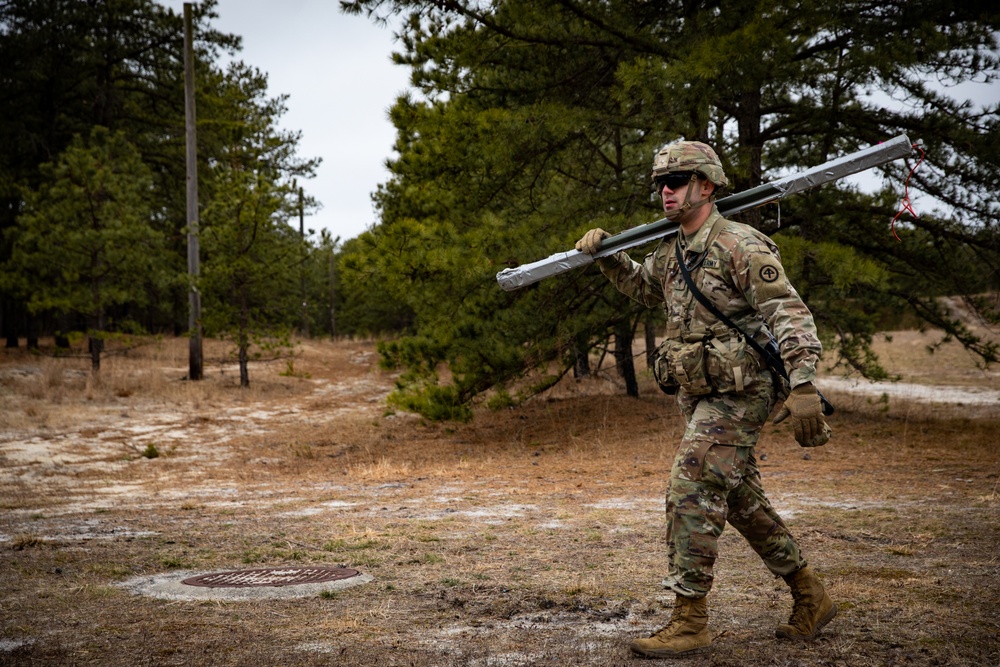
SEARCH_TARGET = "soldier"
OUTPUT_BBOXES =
[575,141,836,659]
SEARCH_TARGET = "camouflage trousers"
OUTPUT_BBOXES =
[661,370,805,599]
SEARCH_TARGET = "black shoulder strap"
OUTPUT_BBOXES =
[674,238,783,377]
[673,235,834,414]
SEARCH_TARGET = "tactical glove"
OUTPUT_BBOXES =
[575,228,610,255]
[773,383,831,447]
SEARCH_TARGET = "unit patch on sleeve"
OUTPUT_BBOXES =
[749,255,790,302]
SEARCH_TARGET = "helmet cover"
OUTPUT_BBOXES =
[651,141,728,188]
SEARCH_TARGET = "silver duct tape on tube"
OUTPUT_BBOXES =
[496,134,913,292]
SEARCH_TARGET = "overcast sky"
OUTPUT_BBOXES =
[159,0,411,243]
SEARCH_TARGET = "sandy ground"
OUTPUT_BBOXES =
[1,331,999,666]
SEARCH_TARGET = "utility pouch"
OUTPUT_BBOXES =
[652,341,679,395]
[705,334,760,394]
[664,340,712,396]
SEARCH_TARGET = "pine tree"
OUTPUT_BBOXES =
[3,127,167,371]
[199,62,319,387]
[341,0,999,419]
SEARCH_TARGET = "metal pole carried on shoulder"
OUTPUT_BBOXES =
[496,135,913,292]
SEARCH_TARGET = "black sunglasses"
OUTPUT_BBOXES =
[654,171,698,192]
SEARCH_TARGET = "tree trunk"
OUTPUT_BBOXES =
[614,321,638,398]
[56,312,71,350]
[573,332,591,378]
[3,299,17,348]
[89,335,103,372]
[90,277,103,372]
[644,313,658,370]
[239,342,250,388]
[735,87,764,228]
[238,293,250,387]
[26,315,38,350]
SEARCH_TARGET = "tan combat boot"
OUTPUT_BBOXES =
[630,595,711,659]
[776,565,837,640]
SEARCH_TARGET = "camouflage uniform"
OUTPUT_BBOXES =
[597,206,822,598]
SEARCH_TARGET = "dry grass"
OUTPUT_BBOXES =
[1,333,999,666]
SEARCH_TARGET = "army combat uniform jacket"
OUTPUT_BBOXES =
[597,205,822,391]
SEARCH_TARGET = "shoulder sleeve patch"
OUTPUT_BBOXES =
[749,254,790,302]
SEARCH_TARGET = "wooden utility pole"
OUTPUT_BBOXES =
[299,186,309,337]
[329,235,340,338]
[184,3,203,380]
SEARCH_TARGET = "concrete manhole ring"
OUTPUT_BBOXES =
[119,566,374,600]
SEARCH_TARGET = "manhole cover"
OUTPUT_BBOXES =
[181,566,360,588]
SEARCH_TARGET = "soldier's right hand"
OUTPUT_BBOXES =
[575,228,610,255]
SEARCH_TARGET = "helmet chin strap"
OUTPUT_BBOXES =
[662,173,713,221]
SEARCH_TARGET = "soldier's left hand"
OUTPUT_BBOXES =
[773,383,831,447]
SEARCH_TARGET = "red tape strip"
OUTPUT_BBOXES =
[891,144,925,242]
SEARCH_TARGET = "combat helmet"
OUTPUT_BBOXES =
[651,141,728,189]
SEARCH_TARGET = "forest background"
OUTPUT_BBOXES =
[1,0,998,417]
